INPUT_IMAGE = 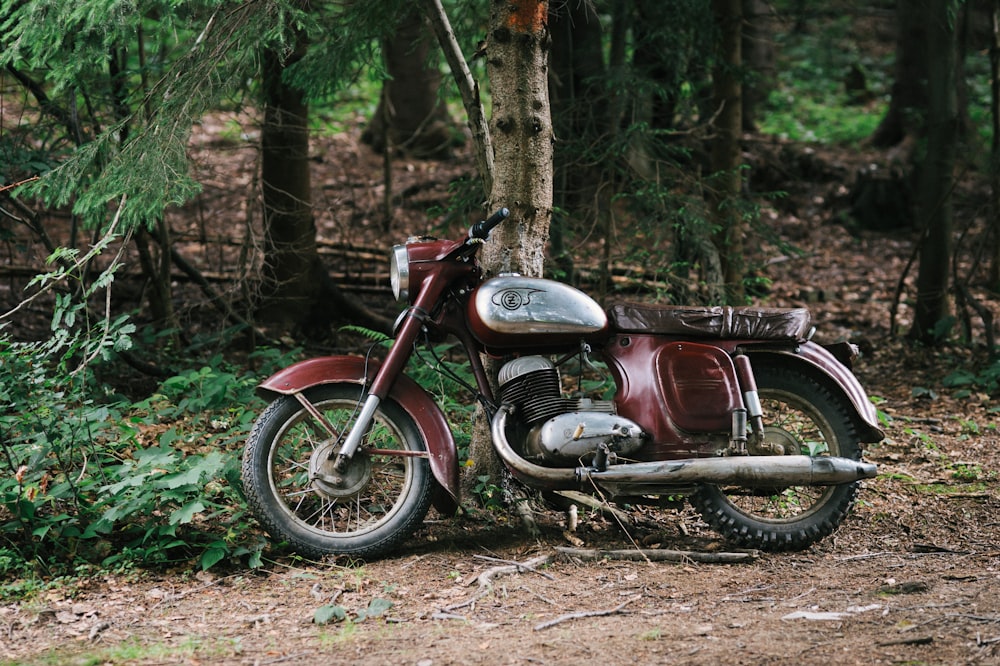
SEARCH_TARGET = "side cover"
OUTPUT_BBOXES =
[604,335,743,448]
[257,356,459,509]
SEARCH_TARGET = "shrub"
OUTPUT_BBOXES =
[0,256,300,579]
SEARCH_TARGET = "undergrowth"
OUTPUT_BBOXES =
[0,300,486,598]
[0,279,302,593]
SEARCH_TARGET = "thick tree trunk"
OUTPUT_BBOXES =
[871,0,928,147]
[258,42,323,327]
[990,1,1000,290]
[464,0,553,494]
[481,0,553,278]
[707,0,743,303]
[363,6,459,159]
[909,0,957,343]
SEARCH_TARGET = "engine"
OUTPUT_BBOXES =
[497,356,645,464]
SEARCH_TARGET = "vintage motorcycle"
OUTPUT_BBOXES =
[241,208,883,559]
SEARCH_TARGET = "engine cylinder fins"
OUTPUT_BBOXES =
[498,356,558,385]
[498,357,573,424]
[499,371,573,424]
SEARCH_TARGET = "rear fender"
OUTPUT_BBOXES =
[258,356,459,511]
[745,341,884,443]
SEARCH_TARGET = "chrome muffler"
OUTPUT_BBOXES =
[491,404,877,492]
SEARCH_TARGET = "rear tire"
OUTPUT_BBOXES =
[691,363,863,551]
[242,384,433,559]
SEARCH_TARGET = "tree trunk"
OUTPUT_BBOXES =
[990,0,1000,291]
[707,0,744,303]
[741,0,775,132]
[549,0,608,280]
[464,0,554,494]
[909,0,958,343]
[871,0,928,148]
[363,6,460,159]
[258,39,323,327]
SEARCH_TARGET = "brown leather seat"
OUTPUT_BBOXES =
[607,302,812,340]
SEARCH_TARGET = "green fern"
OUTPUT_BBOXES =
[340,324,392,343]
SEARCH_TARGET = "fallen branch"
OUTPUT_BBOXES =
[877,636,934,647]
[472,554,555,580]
[548,490,637,527]
[442,553,553,613]
[534,594,641,631]
[555,546,760,564]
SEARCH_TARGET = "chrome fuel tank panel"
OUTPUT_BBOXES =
[468,276,608,347]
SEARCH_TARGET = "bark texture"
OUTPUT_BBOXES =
[910,0,958,342]
[259,42,324,326]
[707,0,744,302]
[481,0,553,278]
[465,0,554,494]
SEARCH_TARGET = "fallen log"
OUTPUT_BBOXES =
[555,546,760,564]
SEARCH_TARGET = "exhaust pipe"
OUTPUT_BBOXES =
[491,404,877,492]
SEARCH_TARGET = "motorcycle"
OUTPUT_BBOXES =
[241,208,883,559]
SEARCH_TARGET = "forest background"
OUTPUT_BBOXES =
[1,0,999,637]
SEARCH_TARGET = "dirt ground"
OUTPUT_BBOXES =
[2,416,999,666]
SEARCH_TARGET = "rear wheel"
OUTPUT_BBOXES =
[242,384,433,559]
[691,363,863,551]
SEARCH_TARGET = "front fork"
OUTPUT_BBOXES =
[331,305,430,472]
[332,394,383,471]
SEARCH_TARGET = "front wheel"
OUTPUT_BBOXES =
[242,384,433,559]
[691,363,864,552]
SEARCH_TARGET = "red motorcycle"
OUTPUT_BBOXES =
[242,208,882,559]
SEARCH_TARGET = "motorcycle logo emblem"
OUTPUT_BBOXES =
[493,288,543,311]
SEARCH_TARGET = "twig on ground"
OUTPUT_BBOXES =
[835,552,895,562]
[549,490,640,527]
[533,594,641,631]
[517,585,556,606]
[442,553,554,613]
[472,554,555,580]
[877,636,934,647]
[431,612,468,621]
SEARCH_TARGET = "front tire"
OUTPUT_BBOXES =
[242,384,433,559]
[691,363,864,551]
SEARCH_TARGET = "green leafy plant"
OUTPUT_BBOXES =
[314,597,394,625]
[943,358,1000,398]
[472,475,505,511]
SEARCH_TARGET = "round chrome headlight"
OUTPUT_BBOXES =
[389,245,409,301]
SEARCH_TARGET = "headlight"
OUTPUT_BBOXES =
[389,245,409,301]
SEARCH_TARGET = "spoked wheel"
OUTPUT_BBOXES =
[242,384,432,559]
[691,363,864,552]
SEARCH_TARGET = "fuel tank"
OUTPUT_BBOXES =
[468,276,608,348]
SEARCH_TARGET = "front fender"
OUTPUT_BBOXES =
[257,356,459,511]
[746,341,884,443]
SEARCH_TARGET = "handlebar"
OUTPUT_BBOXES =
[468,207,509,242]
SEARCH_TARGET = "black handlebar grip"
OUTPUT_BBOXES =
[469,207,510,240]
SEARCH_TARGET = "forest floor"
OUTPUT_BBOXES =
[3,120,1000,666]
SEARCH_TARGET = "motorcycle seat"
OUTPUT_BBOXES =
[607,302,812,340]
